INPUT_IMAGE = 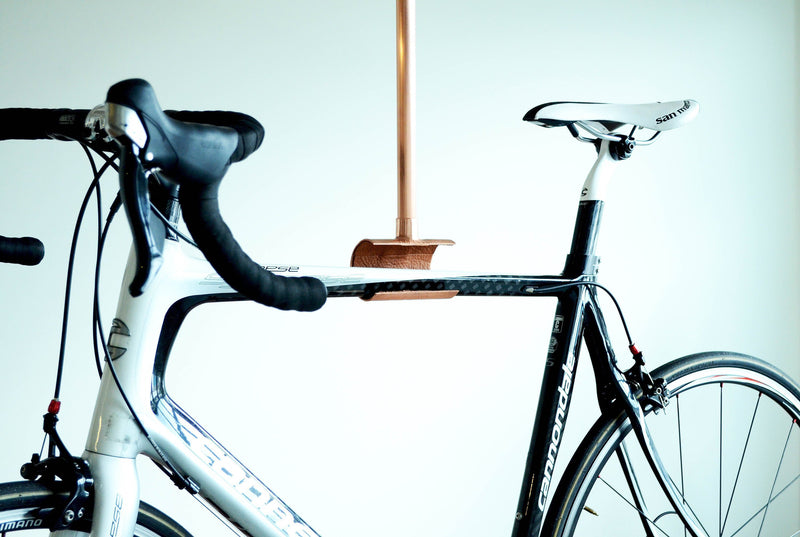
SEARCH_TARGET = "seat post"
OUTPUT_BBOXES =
[580,138,620,202]
[562,140,620,278]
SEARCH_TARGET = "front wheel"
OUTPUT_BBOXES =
[0,481,190,537]
[543,352,800,537]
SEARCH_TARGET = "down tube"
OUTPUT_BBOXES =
[511,286,589,537]
[153,395,322,537]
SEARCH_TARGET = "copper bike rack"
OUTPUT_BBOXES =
[350,0,454,276]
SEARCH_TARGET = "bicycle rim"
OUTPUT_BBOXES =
[545,352,800,537]
[0,481,190,537]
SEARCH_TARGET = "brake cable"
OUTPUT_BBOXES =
[52,142,117,402]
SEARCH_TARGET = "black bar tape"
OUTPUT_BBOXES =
[0,108,262,161]
[105,79,324,311]
[0,108,119,151]
[179,184,327,312]
[0,108,91,141]
[0,236,45,266]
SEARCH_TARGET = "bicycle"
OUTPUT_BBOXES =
[0,79,798,537]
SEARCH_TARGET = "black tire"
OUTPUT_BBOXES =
[543,352,800,537]
[0,481,190,537]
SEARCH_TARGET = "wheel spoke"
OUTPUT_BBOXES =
[677,393,687,537]
[756,420,794,536]
[719,383,723,537]
[720,393,761,536]
[727,473,800,537]
[666,473,709,536]
[727,426,798,537]
[597,476,671,537]
[676,394,685,495]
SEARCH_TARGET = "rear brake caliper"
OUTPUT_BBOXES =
[624,345,669,412]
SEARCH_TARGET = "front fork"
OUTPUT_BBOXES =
[586,295,709,537]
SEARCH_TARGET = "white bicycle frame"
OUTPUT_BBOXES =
[83,225,493,537]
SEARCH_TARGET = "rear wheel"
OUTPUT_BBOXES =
[0,481,190,537]
[544,352,800,537]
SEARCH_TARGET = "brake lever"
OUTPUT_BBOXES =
[119,144,162,296]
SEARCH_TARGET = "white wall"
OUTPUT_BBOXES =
[0,2,798,537]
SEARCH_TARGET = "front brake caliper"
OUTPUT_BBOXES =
[20,410,93,530]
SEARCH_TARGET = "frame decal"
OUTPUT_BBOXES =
[155,397,322,537]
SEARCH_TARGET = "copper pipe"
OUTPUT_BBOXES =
[396,0,416,240]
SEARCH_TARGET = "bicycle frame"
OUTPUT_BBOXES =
[82,140,706,537]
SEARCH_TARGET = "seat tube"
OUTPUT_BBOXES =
[562,200,603,278]
[513,141,620,536]
[511,286,589,537]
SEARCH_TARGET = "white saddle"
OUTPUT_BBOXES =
[524,100,699,132]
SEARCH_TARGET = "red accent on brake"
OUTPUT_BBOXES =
[629,344,640,356]
[48,399,61,414]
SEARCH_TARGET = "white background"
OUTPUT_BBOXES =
[0,2,798,537]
